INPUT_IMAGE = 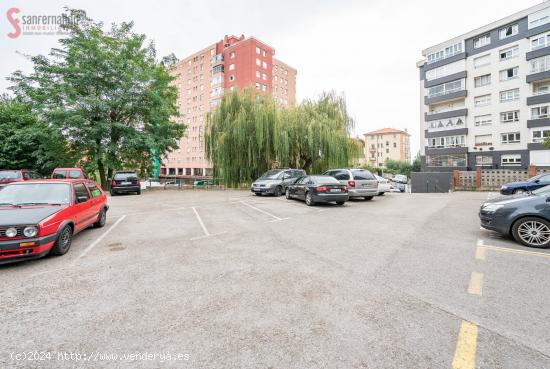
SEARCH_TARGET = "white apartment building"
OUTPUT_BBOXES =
[418,2,550,171]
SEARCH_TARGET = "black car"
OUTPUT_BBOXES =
[286,175,349,206]
[110,171,141,196]
[479,185,550,248]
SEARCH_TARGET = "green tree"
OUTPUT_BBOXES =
[9,8,184,188]
[385,159,413,177]
[411,152,421,172]
[205,90,360,187]
[0,97,74,174]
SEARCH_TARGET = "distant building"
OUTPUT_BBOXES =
[161,34,297,179]
[364,128,411,167]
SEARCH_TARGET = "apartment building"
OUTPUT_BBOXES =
[418,3,550,171]
[161,35,297,179]
[364,128,411,167]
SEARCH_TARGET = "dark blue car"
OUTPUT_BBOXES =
[500,173,550,195]
[480,185,550,248]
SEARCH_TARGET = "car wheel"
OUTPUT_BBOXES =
[136,190,141,195]
[274,186,282,197]
[50,225,73,256]
[93,208,107,228]
[364,196,373,201]
[378,192,385,196]
[512,217,550,248]
[305,192,315,206]
[110,191,116,196]
[285,188,291,199]
[336,202,345,206]
[513,188,525,194]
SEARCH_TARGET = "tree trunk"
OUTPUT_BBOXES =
[107,167,114,188]
[302,157,313,173]
[98,159,106,189]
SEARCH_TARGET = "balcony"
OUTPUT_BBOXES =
[424,90,467,105]
[527,117,550,128]
[527,92,550,106]
[211,54,224,66]
[526,45,550,61]
[425,108,468,121]
[424,71,467,88]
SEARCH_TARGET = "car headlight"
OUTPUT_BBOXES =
[5,227,17,238]
[482,204,504,213]
[23,226,38,238]
[501,185,507,190]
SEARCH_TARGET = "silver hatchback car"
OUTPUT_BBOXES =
[323,168,378,200]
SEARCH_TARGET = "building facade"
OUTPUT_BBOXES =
[418,3,550,171]
[364,128,411,167]
[161,35,297,179]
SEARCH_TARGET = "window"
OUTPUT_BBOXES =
[476,155,493,167]
[499,24,519,39]
[425,60,464,81]
[426,116,465,132]
[74,183,90,202]
[255,70,261,78]
[501,154,521,166]
[427,135,466,149]
[427,79,465,98]
[530,55,550,74]
[499,46,519,61]
[393,142,397,148]
[426,154,467,167]
[386,148,389,153]
[255,82,260,90]
[263,50,267,57]
[261,84,266,92]
[229,51,235,59]
[500,111,519,123]
[229,75,235,81]
[499,88,519,102]
[475,134,492,146]
[532,106,549,119]
[426,43,463,64]
[501,132,520,144]
[499,67,518,81]
[86,182,103,198]
[256,58,261,66]
[256,47,261,54]
[531,34,550,50]
[262,73,267,80]
[474,114,492,126]
[532,129,550,143]
[473,34,491,49]
[474,54,491,68]
[534,82,550,95]
[228,64,235,71]
[529,8,550,29]
[474,74,491,87]
[474,94,491,107]
[262,61,267,69]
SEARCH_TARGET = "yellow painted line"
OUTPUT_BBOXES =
[467,272,483,296]
[481,244,550,259]
[452,320,478,369]
[475,246,486,261]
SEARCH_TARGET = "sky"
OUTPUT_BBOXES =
[0,0,542,158]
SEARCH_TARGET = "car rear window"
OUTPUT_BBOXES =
[0,171,20,179]
[311,176,340,184]
[333,171,350,180]
[352,170,375,180]
[53,170,67,179]
[69,170,82,179]
[114,172,138,180]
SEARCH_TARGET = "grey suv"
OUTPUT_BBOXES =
[251,168,306,196]
[323,168,378,200]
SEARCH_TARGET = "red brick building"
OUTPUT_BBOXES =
[161,35,297,179]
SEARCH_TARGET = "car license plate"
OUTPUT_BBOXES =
[252,188,259,192]
[121,181,131,185]
[330,188,341,192]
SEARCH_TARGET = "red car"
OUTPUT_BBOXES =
[51,167,87,179]
[0,179,108,264]
[0,169,42,189]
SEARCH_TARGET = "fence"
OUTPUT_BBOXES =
[453,165,541,190]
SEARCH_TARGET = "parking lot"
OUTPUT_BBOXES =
[1,190,550,369]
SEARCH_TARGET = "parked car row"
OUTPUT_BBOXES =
[251,168,399,206]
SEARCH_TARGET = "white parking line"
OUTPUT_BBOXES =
[239,201,289,222]
[189,207,227,240]
[77,215,127,260]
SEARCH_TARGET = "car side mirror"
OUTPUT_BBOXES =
[546,197,550,203]
[535,179,541,183]
[77,196,89,203]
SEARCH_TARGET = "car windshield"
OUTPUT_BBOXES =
[0,183,71,205]
[114,173,138,180]
[0,170,20,179]
[311,176,339,184]
[259,170,282,179]
[531,185,550,196]
[352,169,375,180]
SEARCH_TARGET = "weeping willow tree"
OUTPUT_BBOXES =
[205,89,361,187]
